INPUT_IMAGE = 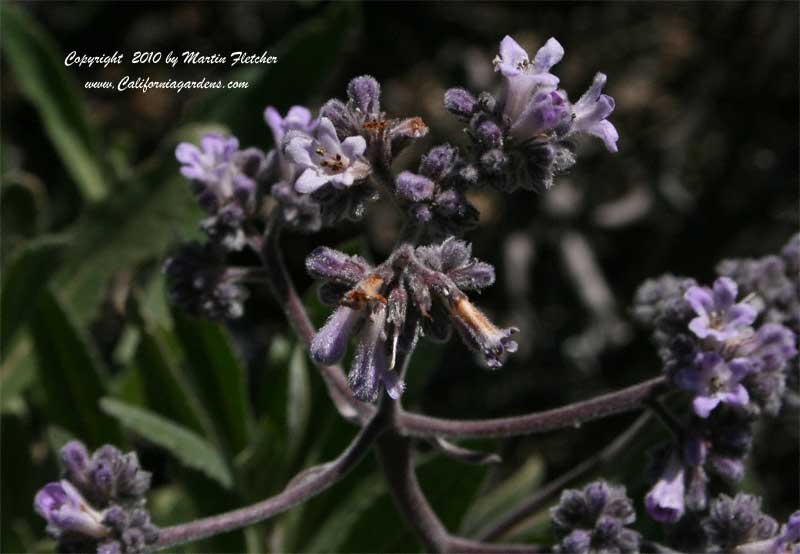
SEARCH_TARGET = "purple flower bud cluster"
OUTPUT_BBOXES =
[644,408,754,525]
[163,242,248,320]
[701,493,779,552]
[308,238,515,402]
[34,441,157,554]
[550,480,640,554]
[634,273,797,419]
[395,144,479,238]
[774,511,800,554]
[176,134,267,251]
[320,75,429,166]
[717,233,800,335]
[444,35,618,192]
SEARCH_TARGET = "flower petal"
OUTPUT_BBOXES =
[294,168,331,194]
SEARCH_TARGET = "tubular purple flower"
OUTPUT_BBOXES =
[675,352,753,418]
[347,75,381,114]
[305,246,370,286]
[285,117,371,194]
[443,88,477,120]
[773,511,800,554]
[264,105,317,145]
[685,277,757,342]
[396,171,436,203]
[448,295,518,369]
[35,480,109,539]
[509,89,571,142]
[645,452,686,523]
[494,36,563,124]
[571,73,619,153]
[311,306,363,365]
[349,305,391,403]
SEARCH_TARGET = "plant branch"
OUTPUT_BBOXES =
[261,217,374,423]
[155,406,389,550]
[474,412,653,541]
[397,376,667,439]
[375,404,542,553]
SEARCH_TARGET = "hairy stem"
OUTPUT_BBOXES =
[397,376,667,439]
[155,407,389,550]
[376,404,542,553]
[474,412,653,541]
[261,217,374,422]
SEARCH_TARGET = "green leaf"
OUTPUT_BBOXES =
[100,397,234,489]
[459,456,545,536]
[286,343,311,462]
[29,289,120,445]
[0,5,108,201]
[0,335,36,415]
[185,2,361,146]
[1,234,69,357]
[172,310,252,455]
[133,325,212,439]
[53,163,202,327]
[302,471,386,554]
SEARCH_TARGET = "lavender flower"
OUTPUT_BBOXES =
[774,511,800,554]
[308,238,516,401]
[285,117,371,194]
[176,134,266,250]
[675,352,753,418]
[34,442,157,554]
[445,35,617,192]
[702,494,779,552]
[635,271,797,417]
[645,451,686,523]
[35,480,110,540]
[550,480,640,554]
[164,242,249,321]
[685,277,757,342]
[264,105,317,144]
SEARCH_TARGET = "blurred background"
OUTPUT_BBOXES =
[2,2,798,552]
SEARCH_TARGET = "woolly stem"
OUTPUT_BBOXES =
[375,404,542,553]
[261,217,374,422]
[396,376,667,439]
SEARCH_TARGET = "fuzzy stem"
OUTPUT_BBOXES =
[155,406,389,550]
[474,412,653,541]
[261,217,374,423]
[375,405,542,553]
[397,376,667,439]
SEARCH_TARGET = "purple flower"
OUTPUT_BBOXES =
[311,306,362,365]
[774,511,800,554]
[645,452,686,523]
[35,480,109,539]
[264,105,317,145]
[285,117,371,194]
[508,89,572,142]
[570,73,618,153]
[675,352,753,417]
[703,494,779,551]
[685,277,757,342]
[494,36,563,123]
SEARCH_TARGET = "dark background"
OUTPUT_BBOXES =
[2,2,798,553]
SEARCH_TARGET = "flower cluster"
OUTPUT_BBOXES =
[634,272,797,419]
[176,134,267,251]
[163,242,249,320]
[320,75,429,166]
[395,144,479,239]
[34,442,157,554]
[308,238,516,402]
[717,233,800,335]
[644,407,754,524]
[550,480,640,554]
[444,35,618,192]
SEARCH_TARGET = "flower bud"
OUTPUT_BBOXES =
[444,87,477,120]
